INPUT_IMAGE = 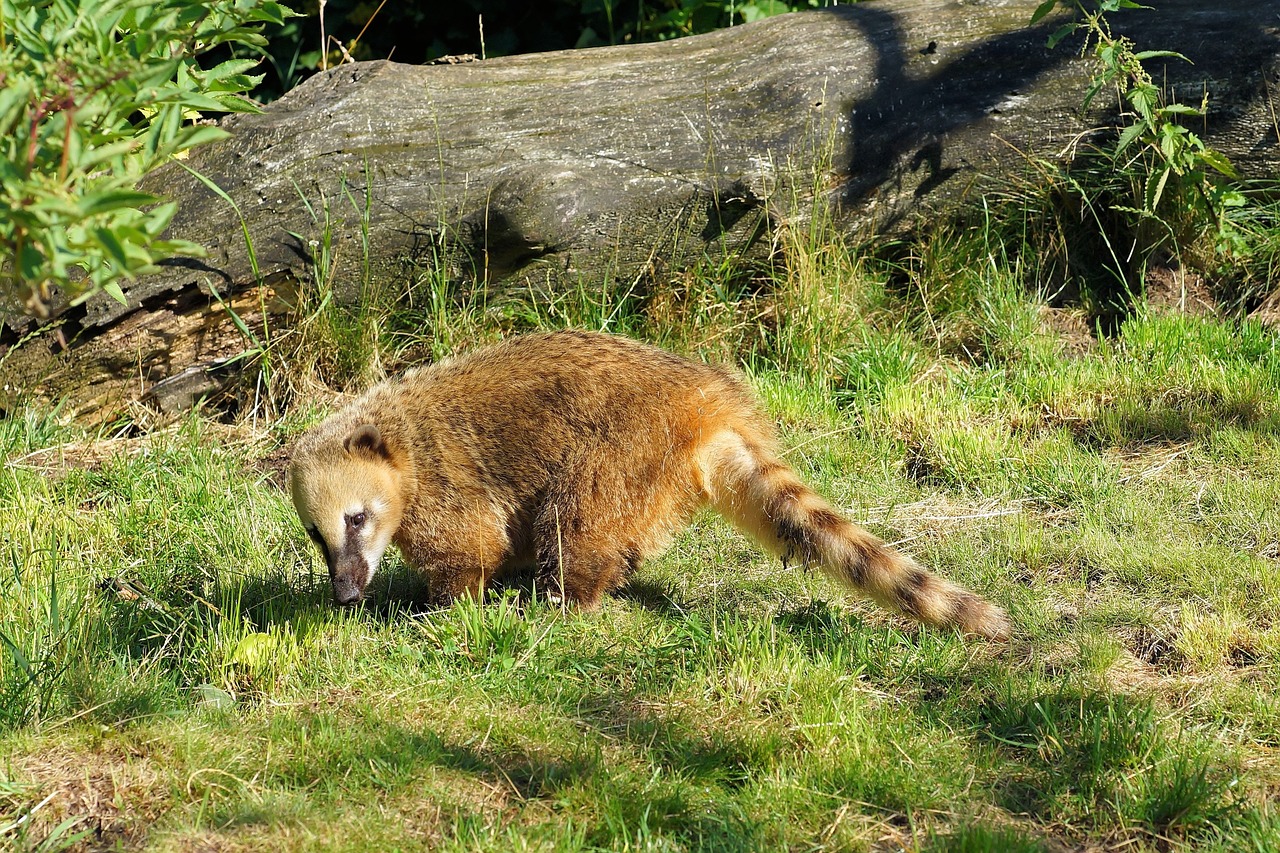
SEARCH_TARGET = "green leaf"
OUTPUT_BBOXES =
[101,280,128,304]
[79,189,156,216]
[206,73,265,94]
[207,94,262,114]
[34,816,93,850]
[93,227,131,269]
[1127,84,1158,124]
[1212,186,1246,209]
[173,124,231,152]
[252,2,298,25]
[141,200,180,238]
[1145,166,1171,212]
[0,630,34,681]
[18,242,44,280]
[1082,79,1105,112]
[202,58,262,81]
[1159,124,1184,165]
[1199,148,1239,179]
[211,281,259,344]
[1115,123,1144,154]
[150,236,207,257]
[76,139,141,171]
[1133,50,1189,63]
[150,89,229,112]
[0,0,296,317]
[47,563,60,637]
[192,683,237,710]
[179,160,241,211]
[231,632,279,672]
[0,83,34,139]
[1030,0,1058,25]
[29,197,84,218]
[1047,21,1077,50]
[739,1,792,23]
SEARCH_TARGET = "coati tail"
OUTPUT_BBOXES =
[699,430,1011,641]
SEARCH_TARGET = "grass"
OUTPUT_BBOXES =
[6,205,1280,852]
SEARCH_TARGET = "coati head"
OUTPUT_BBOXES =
[289,422,406,605]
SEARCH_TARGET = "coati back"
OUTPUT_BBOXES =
[289,330,1010,639]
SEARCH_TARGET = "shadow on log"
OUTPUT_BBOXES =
[3,0,1279,421]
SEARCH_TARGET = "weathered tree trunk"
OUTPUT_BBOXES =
[4,0,1279,421]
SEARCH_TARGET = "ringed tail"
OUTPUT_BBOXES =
[700,430,1011,641]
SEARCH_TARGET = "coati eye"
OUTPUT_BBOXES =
[346,512,367,530]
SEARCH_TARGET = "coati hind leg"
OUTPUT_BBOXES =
[530,498,644,609]
[698,429,1011,640]
[529,456,694,609]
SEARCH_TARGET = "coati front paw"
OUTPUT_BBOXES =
[533,575,602,611]
[426,569,489,608]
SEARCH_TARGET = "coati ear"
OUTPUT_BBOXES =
[344,423,390,460]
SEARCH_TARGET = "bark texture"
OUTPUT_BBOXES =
[4,0,1279,420]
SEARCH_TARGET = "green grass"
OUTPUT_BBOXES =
[6,221,1280,852]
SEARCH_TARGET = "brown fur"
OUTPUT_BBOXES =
[288,330,1010,639]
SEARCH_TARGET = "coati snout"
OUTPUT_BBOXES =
[288,330,1010,640]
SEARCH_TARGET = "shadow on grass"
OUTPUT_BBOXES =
[364,570,743,623]
[500,694,771,850]
[581,692,784,793]
[187,567,1033,844]
[976,687,1243,840]
[1079,391,1280,449]
[615,576,690,618]
[430,710,766,850]
[259,714,598,803]
[202,701,767,850]
[95,564,327,651]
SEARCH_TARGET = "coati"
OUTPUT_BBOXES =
[288,330,1010,639]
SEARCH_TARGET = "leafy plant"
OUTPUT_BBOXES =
[1031,0,1244,263]
[0,0,294,318]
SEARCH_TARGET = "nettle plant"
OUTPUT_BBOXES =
[0,0,293,318]
[1034,0,1245,255]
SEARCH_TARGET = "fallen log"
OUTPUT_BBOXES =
[4,0,1279,421]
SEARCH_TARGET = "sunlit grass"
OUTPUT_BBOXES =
[5,220,1280,850]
